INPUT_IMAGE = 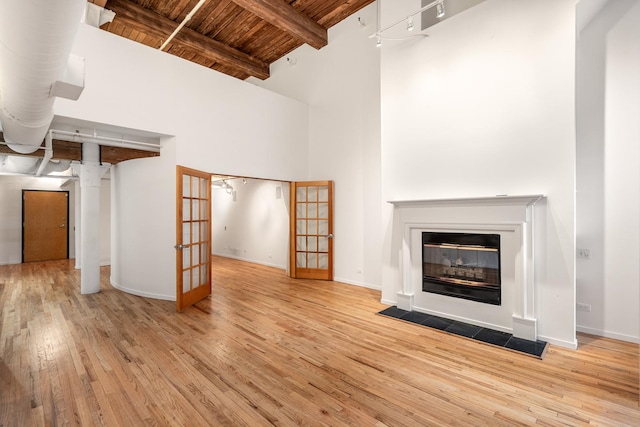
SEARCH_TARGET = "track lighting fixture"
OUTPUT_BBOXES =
[372,0,446,46]
[436,1,445,19]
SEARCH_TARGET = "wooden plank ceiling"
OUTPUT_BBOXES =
[96,0,375,80]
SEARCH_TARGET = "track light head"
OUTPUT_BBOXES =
[436,1,445,19]
[406,16,414,31]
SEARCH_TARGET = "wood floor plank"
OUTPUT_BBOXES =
[0,257,638,426]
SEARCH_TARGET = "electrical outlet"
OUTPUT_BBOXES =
[577,248,591,259]
[576,302,591,312]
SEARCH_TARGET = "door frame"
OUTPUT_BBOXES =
[22,189,70,263]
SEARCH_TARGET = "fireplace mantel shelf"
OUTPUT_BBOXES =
[388,194,545,208]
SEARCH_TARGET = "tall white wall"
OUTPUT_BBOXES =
[56,25,309,300]
[57,25,309,182]
[211,179,289,269]
[249,2,382,289]
[110,143,175,300]
[576,0,640,342]
[380,0,577,347]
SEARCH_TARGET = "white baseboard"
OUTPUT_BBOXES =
[212,252,286,270]
[110,278,176,301]
[380,298,397,306]
[536,334,578,350]
[577,325,640,344]
[334,276,381,291]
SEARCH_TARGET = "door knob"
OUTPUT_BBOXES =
[174,244,185,250]
[59,224,65,228]
[326,234,333,239]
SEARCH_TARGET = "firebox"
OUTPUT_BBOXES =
[422,232,501,305]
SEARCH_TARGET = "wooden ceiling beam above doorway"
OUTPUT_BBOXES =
[230,0,328,50]
[0,132,159,165]
[100,145,159,164]
[106,0,270,79]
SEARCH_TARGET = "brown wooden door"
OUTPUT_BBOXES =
[176,166,212,311]
[23,190,69,262]
[290,181,334,280]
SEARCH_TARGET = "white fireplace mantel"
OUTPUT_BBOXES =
[388,194,544,208]
[387,194,545,341]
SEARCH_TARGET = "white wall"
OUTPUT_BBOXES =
[249,2,383,289]
[0,175,76,264]
[57,25,309,182]
[211,179,289,269]
[576,0,640,342]
[380,0,577,347]
[110,143,175,300]
[58,25,309,300]
[0,174,110,266]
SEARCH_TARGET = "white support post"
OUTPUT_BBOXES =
[79,142,101,294]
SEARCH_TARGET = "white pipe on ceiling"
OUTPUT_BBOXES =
[35,131,54,177]
[0,0,85,154]
[49,129,161,151]
[159,0,208,51]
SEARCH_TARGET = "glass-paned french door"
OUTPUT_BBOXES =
[176,166,211,311]
[290,181,334,280]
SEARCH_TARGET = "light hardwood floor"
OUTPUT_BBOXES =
[1,257,638,426]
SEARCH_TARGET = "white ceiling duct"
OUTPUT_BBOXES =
[0,0,85,154]
[3,155,39,174]
[37,159,72,175]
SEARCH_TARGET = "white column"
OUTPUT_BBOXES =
[80,142,101,294]
[74,179,81,269]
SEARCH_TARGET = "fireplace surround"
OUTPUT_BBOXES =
[386,195,544,341]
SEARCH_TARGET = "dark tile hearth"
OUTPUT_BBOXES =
[378,306,548,359]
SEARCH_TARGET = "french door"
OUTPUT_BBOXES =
[290,181,334,280]
[176,166,211,311]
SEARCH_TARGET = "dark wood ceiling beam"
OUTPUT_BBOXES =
[106,0,269,79]
[231,0,327,50]
[0,134,158,165]
[0,138,82,162]
[89,0,108,7]
[100,145,159,164]
[50,141,83,162]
